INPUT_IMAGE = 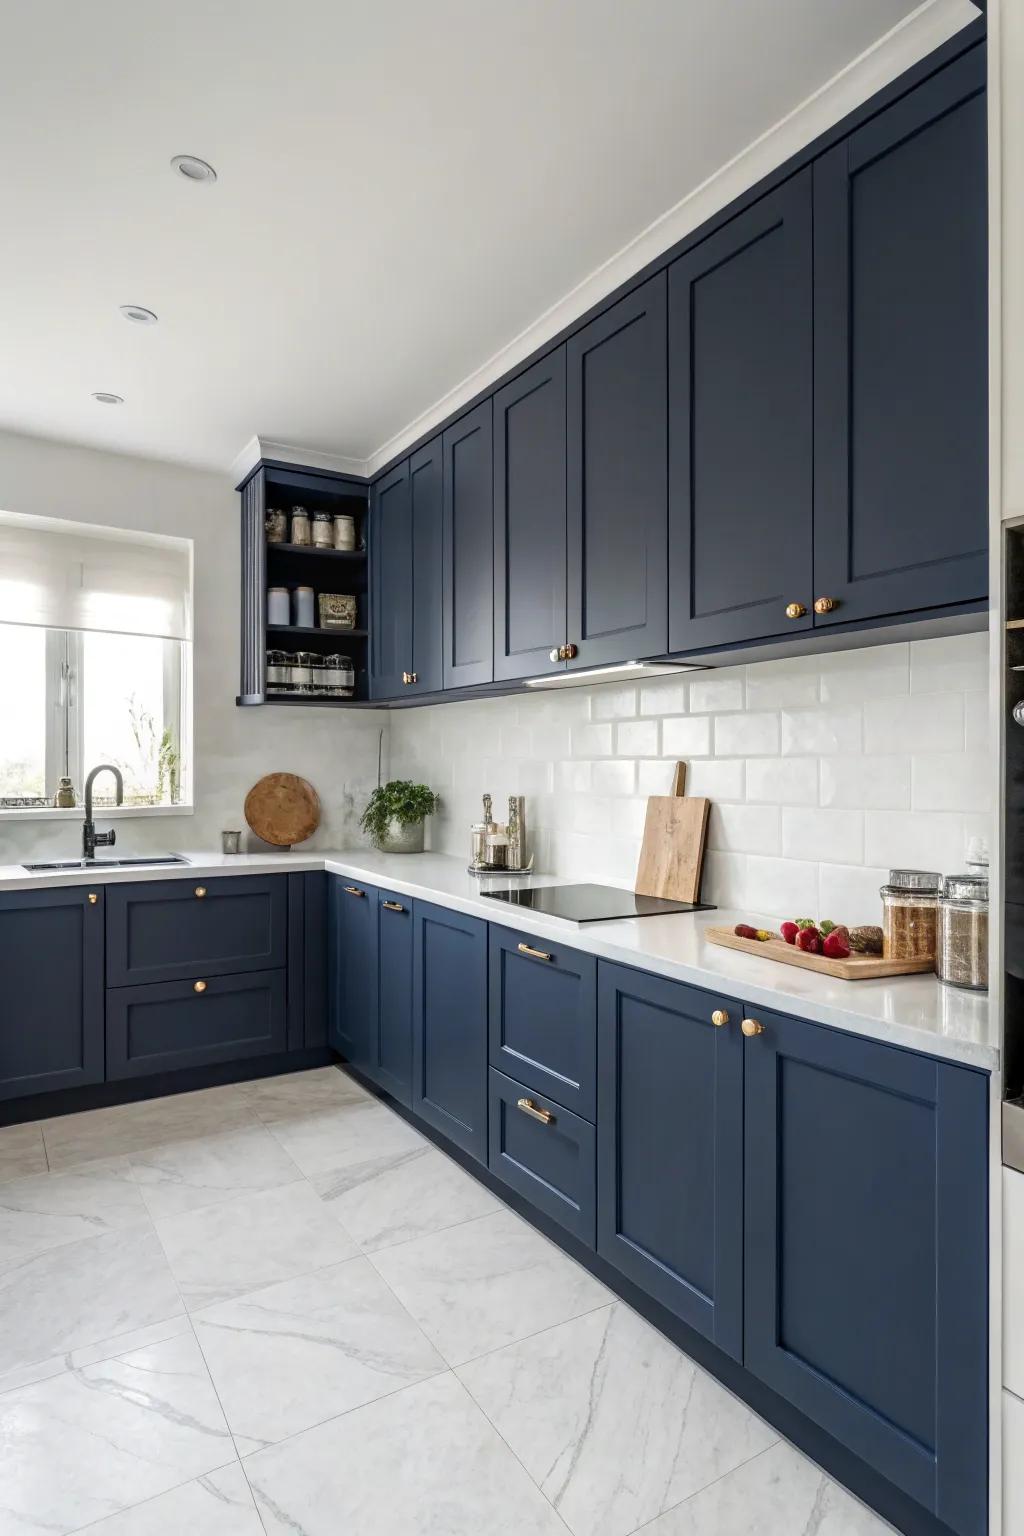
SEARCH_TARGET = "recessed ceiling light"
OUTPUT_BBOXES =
[119,304,158,325]
[92,392,124,405]
[170,154,217,184]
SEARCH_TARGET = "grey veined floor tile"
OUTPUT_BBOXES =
[42,1085,257,1171]
[240,1064,371,1123]
[68,1464,264,1536]
[0,1121,47,1185]
[129,1122,303,1220]
[313,1140,502,1252]
[266,1095,426,1182]
[0,1156,149,1267]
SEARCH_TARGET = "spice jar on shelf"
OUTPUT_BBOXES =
[312,511,334,548]
[936,874,988,991]
[289,506,311,546]
[879,869,941,962]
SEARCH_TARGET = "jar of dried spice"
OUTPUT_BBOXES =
[879,869,941,962]
[936,874,988,990]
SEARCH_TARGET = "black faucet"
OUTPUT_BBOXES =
[83,764,124,860]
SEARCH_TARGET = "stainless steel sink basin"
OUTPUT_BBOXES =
[22,855,191,872]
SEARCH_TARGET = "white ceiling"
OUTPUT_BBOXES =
[0,0,978,476]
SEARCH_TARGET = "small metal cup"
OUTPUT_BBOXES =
[221,830,242,856]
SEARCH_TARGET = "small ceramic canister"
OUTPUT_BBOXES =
[267,587,290,626]
[293,586,315,627]
[333,513,356,551]
[312,511,334,548]
[290,506,311,545]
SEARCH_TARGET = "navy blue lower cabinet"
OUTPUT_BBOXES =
[106,875,287,987]
[374,889,413,1106]
[488,1069,596,1246]
[743,1005,988,1536]
[327,876,379,1074]
[412,900,488,1162]
[596,963,743,1360]
[0,886,105,1100]
[488,925,596,1119]
[106,969,287,1079]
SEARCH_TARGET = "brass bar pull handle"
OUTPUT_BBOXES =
[194,886,207,899]
[382,900,405,912]
[517,942,553,962]
[344,886,365,898]
[193,980,207,994]
[517,1097,555,1126]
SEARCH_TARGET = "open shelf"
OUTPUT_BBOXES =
[266,624,367,639]
[267,542,367,561]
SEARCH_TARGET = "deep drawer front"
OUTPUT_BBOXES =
[488,926,597,1119]
[488,1069,596,1246]
[106,876,287,986]
[106,969,287,1079]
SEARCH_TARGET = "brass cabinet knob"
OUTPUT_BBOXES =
[402,671,418,685]
[193,979,207,994]
[87,892,98,905]
[741,1017,765,1038]
[549,648,561,663]
[517,1097,555,1126]
[194,886,207,899]
[785,602,807,620]
[814,596,837,615]
[711,1009,729,1027]
[564,642,578,660]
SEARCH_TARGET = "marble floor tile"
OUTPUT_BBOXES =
[240,1064,371,1122]
[459,1301,778,1536]
[313,1142,502,1252]
[155,1180,359,1310]
[246,1372,567,1535]
[129,1123,303,1220]
[0,1221,183,1375]
[637,1440,893,1536]
[0,1121,48,1184]
[267,1095,426,1182]
[371,1208,611,1366]
[0,1316,191,1398]
[194,1255,446,1452]
[69,1464,264,1536]
[42,1085,257,1171]
[0,1157,149,1267]
[0,1332,235,1534]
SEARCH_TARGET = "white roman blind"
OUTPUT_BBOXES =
[0,510,192,641]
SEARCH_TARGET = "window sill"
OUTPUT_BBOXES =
[0,804,194,823]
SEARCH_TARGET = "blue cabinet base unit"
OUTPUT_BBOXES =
[488,925,596,1119]
[106,969,288,1080]
[327,876,380,1074]
[412,900,488,1162]
[374,888,414,1107]
[106,875,287,987]
[488,1069,596,1245]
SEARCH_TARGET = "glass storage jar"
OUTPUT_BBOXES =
[289,506,311,545]
[879,869,941,962]
[936,874,988,991]
[312,511,334,548]
[321,654,354,697]
[266,649,290,695]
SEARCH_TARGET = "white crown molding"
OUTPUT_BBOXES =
[230,435,369,483]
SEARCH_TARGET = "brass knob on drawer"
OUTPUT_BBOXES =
[402,671,417,685]
[194,886,207,899]
[814,596,837,615]
[87,893,98,905]
[563,643,578,660]
[193,980,207,994]
[785,602,807,620]
[517,1097,555,1126]
[741,1017,765,1037]
[711,1009,729,1027]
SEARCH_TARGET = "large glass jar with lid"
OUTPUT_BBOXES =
[879,869,941,962]
[936,874,988,990]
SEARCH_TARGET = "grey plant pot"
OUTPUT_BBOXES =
[377,819,425,854]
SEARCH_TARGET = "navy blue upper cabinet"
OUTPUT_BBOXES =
[370,460,412,699]
[744,1005,988,1536]
[442,401,494,688]
[412,900,488,1161]
[567,275,668,668]
[0,887,104,1101]
[596,963,742,1360]
[813,47,987,626]
[374,888,413,1106]
[408,438,444,695]
[493,349,568,681]
[327,876,379,1075]
[668,173,814,651]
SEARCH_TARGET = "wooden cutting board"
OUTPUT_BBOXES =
[244,773,321,848]
[634,762,710,905]
[704,927,934,980]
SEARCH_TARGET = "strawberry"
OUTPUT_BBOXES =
[780,921,799,945]
[822,930,851,960]
[795,926,821,953]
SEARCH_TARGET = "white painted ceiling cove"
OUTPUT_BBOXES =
[0,0,979,476]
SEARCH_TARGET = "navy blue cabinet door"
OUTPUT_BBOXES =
[412,900,488,1161]
[669,173,813,651]
[107,970,287,1080]
[744,1006,988,1536]
[327,876,379,1074]
[596,963,742,1359]
[0,887,104,1100]
[106,876,286,987]
[488,924,596,1119]
[813,47,987,626]
[489,1069,596,1246]
[409,436,444,695]
[493,349,568,680]
[375,889,413,1106]
[370,460,412,699]
[567,275,667,668]
[442,401,494,688]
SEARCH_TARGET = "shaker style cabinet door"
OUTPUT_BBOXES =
[408,436,444,695]
[412,900,488,1162]
[374,888,413,1107]
[327,875,379,1076]
[813,46,987,626]
[668,172,814,651]
[370,460,413,700]
[442,400,494,688]
[566,274,668,668]
[743,1005,988,1536]
[493,348,568,681]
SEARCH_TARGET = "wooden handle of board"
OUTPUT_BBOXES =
[671,762,686,797]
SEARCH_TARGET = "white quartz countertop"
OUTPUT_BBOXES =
[0,846,997,1071]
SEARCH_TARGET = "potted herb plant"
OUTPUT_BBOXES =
[360,779,440,853]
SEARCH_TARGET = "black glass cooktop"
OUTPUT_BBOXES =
[480,883,715,924]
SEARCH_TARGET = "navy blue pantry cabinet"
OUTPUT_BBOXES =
[668,172,814,651]
[492,349,568,681]
[488,923,596,1119]
[442,401,494,689]
[596,962,743,1360]
[0,886,104,1100]
[812,46,987,627]
[327,875,379,1076]
[744,1004,988,1536]
[370,437,443,700]
[106,875,286,987]
[412,900,488,1162]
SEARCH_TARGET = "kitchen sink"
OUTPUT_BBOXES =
[22,855,191,872]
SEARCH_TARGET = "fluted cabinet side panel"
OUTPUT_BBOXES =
[240,469,267,703]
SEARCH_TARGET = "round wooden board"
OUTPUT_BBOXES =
[244,773,320,847]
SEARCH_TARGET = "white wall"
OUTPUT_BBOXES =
[391,631,992,925]
[0,429,386,863]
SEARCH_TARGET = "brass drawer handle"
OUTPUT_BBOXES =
[344,885,365,898]
[193,980,207,994]
[194,886,207,899]
[517,1097,555,1126]
[517,942,553,962]
[711,1009,729,1028]
[741,1017,765,1038]
[382,900,405,912]
[88,893,98,905]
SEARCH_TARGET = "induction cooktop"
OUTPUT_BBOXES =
[480,883,715,924]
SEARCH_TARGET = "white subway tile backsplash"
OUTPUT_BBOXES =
[744,656,820,709]
[571,722,614,757]
[701,850,749,908]
[616,719,659,757]
[591,685,639,720]
[715,712,779,756]
[682,759,745,800]
[744,855,819,918]
[690,674,744,713]
[863,692,964,754]
[591,759,637,795]
[910,632,988,695]
[708,803,780,856]
[818,643,909,703]
[555,760,593,793]
[782,808,863,864]
[639,680,688,716]
[864,810,970,874]
[781,705,861,756]
[662,716,712,757]
[745,757,818,805]
[819,755,911,811]
[636,759,681,796]
[963,691,990,751]
[817,864,890,927]
[911,753,992,813]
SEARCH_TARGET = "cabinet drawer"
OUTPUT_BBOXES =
[106,969,287,1079]
[106,876,287,986]
[488,1069,596,1246]
[488,925,596,1119]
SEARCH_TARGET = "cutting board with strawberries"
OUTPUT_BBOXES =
[704,927,934,980]
[634,761,710,905]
